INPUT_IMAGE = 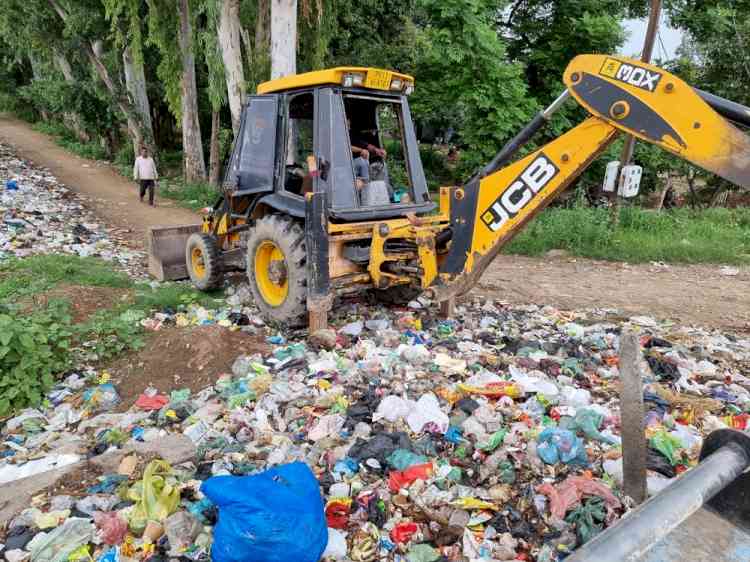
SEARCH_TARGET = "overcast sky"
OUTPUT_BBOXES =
[621,17,683,61]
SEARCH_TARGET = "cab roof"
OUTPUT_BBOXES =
[257,67,414,95]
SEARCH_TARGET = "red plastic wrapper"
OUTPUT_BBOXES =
[325,499,351,529]
[390,521,419,544]
[388,463,433,492]
[537,475,621,520]
[94,511,128,545]
[135,394,169,411]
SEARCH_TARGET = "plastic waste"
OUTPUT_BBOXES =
[0,453,79,485]
[649,429,684,465]
[391,521,420,544]
[201,462,327,562]
[387,449,428,470]
[164,511,202,554]
[389,463,433,492]
[83,383,120,411]
[28,518,94,562]
[537,475,620,520]
[406,393,449,434]
[322,528,348,559]
[536,428,588,466]
[94,512,128,546]
[127,460,180,532]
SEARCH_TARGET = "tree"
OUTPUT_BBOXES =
[413,0,536,175]
[103,0,156,155]
[178,0,207,181]
[271,0,297,78]
[217,0,246,134]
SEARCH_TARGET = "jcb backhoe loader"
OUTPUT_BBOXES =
[147,55,750,328]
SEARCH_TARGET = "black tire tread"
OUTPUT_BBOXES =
[246,214,307,326]
[186,233,223,291]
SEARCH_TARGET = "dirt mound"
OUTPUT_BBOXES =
[23,284,133,323]
[106,325,270,408]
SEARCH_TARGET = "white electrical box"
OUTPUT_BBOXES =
[603,160,620,193]
[618,164,642,198]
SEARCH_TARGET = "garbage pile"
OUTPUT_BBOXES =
[0,143,143,273]
[2,293,749,561]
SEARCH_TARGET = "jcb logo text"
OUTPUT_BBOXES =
[481,154,559,232]
[599,57,662,92]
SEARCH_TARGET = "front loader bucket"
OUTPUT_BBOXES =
[146,224,202,281]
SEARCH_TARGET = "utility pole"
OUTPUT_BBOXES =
[609,0,663,224]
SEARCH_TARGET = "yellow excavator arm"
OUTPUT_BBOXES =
[432,54,750,299]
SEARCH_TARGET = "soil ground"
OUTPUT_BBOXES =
[1,114,747,332]
[30,284,135,323]
[106,325,270,408]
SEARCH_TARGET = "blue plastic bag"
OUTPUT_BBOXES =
[201,462,327,562]
[537,428,588,466]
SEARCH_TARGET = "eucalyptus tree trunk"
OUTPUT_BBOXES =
[209,110,221,186]
[178,0,207,182]
[217,0,246,135]
[122,46,155,155]
[270,0,297,79]
[53,52,89,142]
[46,0,156,156]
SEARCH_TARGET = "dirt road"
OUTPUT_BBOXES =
[0,114,198,237]
[2,114,747,330]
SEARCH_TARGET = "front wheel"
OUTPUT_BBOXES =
[185,233,223,290]
[245,215,307,325]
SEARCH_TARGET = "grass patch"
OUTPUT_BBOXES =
[506,206,750,265]
[0,255,132,300]
[32,121,107,161]
[158,179,220,211]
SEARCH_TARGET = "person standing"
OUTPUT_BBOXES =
[133,147,158,206]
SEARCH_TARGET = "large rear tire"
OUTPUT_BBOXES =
[246,215,307,326]
[185,233,223,290]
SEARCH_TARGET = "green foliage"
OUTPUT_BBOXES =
[32,119,108,160]
[158,179,220,210]
[78,308,145,361]
[0,300,74,417]
[412,0,536,176]
[0,255,132,300]
[0,253,225,415]
[506,205,750,264]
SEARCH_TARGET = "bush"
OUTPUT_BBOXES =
[0,300,74,416]
[159,180,220,211]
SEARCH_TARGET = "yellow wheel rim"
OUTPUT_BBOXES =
[254,241,288,307]
[191,246,206,279]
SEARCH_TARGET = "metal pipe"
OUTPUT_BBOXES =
[695,88,750,128]
[476,90,571,180]
[566,442,750,562]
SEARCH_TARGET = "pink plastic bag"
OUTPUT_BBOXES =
[94,511,128,545]
[538,475,620,520]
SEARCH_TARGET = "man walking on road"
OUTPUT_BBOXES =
[133,147,158,206]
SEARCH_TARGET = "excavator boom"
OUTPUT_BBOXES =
[432,54,750,299]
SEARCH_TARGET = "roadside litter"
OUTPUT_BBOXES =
[1,290,748,561]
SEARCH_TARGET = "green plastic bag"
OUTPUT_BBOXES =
[566,497,605,544]
[128,460,180,532]
[478,429,507,452]
[407,543,441,562]
[387,449,428,471]
[499,461,516,484]
[649,430,684,466]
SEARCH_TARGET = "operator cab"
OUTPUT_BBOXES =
[224,67,435,222]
